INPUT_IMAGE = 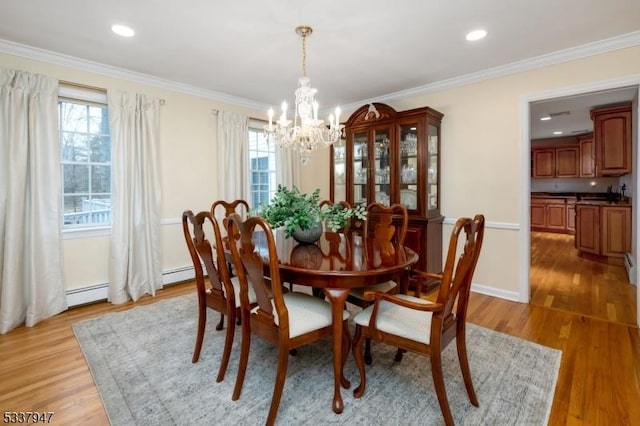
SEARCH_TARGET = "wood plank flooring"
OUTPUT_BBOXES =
[1,279,639,425]
[530,231,637,325]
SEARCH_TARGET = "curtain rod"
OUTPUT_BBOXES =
[211,109,265,122]
[59,80,166,105]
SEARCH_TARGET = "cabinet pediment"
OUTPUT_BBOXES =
[346,103,397,126]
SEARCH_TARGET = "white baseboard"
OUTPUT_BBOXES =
[471,282,522,303]
[66,269,521,307]
[65,266,195,307]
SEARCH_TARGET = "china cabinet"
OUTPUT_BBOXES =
[330,103,444,276]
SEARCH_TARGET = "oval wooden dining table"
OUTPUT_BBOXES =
[250,229,419,415]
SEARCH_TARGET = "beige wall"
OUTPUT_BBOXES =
[2,45,640,301]
[301,45,640,300]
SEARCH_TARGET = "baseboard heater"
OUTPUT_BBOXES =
[624,252,636,285]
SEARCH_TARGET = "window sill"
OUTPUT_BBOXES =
[62,226,111,240]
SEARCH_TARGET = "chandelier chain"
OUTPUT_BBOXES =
[301,33,307,77]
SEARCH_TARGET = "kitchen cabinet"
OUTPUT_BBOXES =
[331,102,443,275]
[531,145,579,178]
[576,205,600,254]
[531,148,555,178]
[576,203,631,259]
[590,104,632,176]
[601,206,631,257]
[556,146,579,177]
[578,133,595,177]
[531,197,567,232]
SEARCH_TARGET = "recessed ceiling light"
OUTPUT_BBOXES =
[111,24,135,37]
[540,116,551,121]
[553,131,563,135]
[466,29,487,41]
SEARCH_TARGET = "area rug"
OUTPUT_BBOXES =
[73,293,561,425]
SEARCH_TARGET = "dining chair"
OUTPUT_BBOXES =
[226,213,351,426]
[347,202,409,364]
[182,210,256,382]
[351,214,485,426]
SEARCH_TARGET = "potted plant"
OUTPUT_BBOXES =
[254,185,366,243]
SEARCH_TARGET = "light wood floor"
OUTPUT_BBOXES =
[1,280,639,425]
[530,231,638,326]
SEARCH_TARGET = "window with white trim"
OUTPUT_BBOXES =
[248,126,276,208]
[59,88,111,229]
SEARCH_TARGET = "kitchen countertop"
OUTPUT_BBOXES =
[531,192,631,206]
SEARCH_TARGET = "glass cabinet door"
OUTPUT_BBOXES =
[373,128,391,206]
[332,145,346,202]
[399,124,419,210]
[427,123,439,211]
[352,131,368,207]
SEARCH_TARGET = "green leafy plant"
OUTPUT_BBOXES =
[320,202,366,233]
[254,185,366,237]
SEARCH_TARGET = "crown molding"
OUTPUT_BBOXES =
[2,31,639,114]
[0,38,267,111]
[341,30,640,112]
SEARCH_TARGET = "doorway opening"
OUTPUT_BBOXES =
[527,84,639,326]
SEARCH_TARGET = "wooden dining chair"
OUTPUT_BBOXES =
[352,214,485,426]
[226,213,350,426]
[347,202,409,363]
[182,210,256,382]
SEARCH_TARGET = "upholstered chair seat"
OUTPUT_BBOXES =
[252,292,350,338]
[353,294,433,345]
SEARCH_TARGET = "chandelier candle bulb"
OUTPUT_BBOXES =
[313,101,319,121]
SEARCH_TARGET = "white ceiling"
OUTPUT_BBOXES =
[530,87,638,140]
[1,0,639,121]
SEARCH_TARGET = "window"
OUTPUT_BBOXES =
[59,93,111,229]
[248,126,276,207]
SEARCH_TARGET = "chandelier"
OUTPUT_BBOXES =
[265,26,343,165]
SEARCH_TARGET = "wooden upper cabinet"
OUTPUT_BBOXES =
[591,104,632,176]
[532,145,579,178]
[556,146,579,177]
[577,133,595,177]
[532,148,555,178]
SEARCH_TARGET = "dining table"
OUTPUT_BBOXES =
[250,228,419,415]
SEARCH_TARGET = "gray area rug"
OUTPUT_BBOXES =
[73,293,561,425]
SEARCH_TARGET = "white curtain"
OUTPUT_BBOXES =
[275,147,300,188]
[108,90,162,304]
[216,111,250,204]
[0,69,67,334]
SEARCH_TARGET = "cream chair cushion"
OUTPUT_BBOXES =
[353,294,433,345]
[219,276,257,308]
[252,292,350,338]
